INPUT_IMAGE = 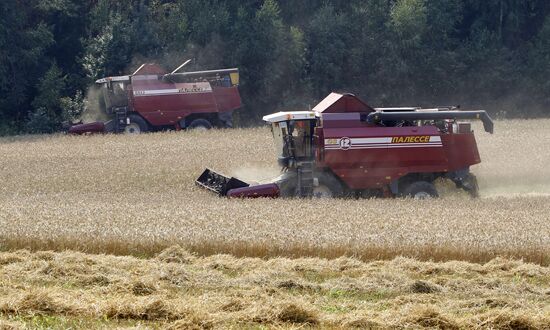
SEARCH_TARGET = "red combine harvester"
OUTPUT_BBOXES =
[196,92,493,198]
[69,61,241,134]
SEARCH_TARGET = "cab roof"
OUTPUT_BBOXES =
[263,111,317,123]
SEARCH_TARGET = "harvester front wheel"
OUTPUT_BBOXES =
[312,172,344,198]
[463,174,479,198]
[124,115,149,134]
[402,181,438,199]
[188,119,212,131]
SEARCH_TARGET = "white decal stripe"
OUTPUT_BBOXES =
[325,145,443,150]
[325,142,443,147]
[351,137,392,144]
[324,137,392,145]
[133,88,212,97]
[351,142,441,146]
[325,136,442,146]
[325,143,443,150]
[136,89,180,95]
[374,145,441,149]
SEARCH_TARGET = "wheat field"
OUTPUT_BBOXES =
[1,120,549,264]
[0,248,549,329]
[1,120,550,328]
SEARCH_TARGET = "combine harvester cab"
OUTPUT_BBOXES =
[197,93,493,199]
[69,61,241,135]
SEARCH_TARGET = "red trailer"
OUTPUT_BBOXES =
[69,63,241,134]
[197,92,493,198]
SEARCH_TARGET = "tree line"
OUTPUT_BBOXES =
[1,0,550,134]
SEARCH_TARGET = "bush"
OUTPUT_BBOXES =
[26,107,59,134]
[60,90,86,122]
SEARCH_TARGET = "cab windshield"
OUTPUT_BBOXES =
[101,81,128,113]
[271,119,315,160]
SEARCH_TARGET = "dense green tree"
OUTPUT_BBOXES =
[150,1,188,52]
[31,62,65,116]
[3,0,550,134]
[390,0,428,47]
[307,4,350,97]
[0,0,54,129]
[28,62,66,133]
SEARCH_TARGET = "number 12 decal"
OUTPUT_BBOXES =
[339,137,351,150]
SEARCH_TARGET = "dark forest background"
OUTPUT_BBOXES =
[2,0,550,134]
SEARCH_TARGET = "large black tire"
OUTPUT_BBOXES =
[188,118,213,130]
[278,171,344,198]
[312,172,344,198]
[124,114,149,134]
[463,173,479,198]
[279,179,297,197]
[278,172,298,197]
[402,181,438,199]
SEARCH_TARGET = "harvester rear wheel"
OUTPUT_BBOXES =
[188,119,212,131]
[402,181,438,199]
[124,114,149,134]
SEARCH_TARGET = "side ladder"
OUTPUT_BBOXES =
[297,162,314,197]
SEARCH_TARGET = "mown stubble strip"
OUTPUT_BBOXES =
[0,248,549,329]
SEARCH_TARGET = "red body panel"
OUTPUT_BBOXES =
[227,183,280,198]
[212,86,242,114]
[317,115,481,190]
[131,76,241,126]
[441,133,481,171]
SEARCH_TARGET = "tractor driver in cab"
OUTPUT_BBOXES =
[289,119,316,160]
